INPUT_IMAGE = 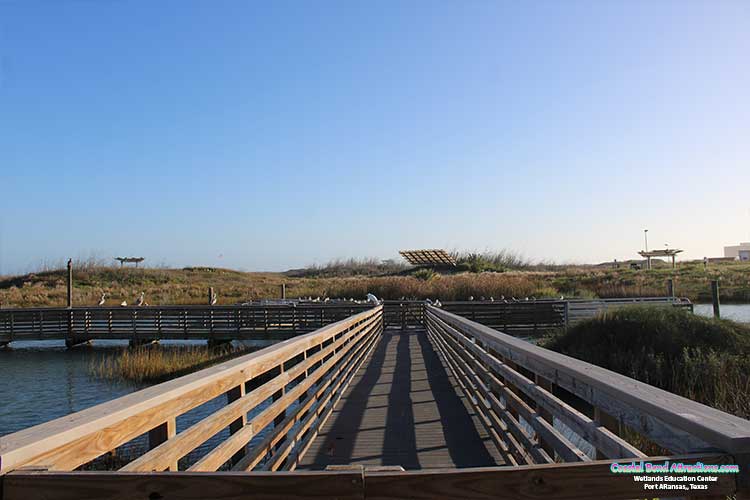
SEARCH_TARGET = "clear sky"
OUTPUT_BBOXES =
[1,1,748,274]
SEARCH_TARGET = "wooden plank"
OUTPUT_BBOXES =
[3,470,364,500]
[365,453,736,500]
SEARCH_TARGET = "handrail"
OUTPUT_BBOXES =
[426,305,750,458]
[0,306,383,473]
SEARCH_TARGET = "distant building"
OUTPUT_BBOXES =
[724,243,750,261]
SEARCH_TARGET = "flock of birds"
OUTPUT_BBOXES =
[94,292,563,307]
[96,291,148,307]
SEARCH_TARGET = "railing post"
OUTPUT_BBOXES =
[66,258,73,308]
[148,417,177,470]
[667,278,674,298]
[227,383,247,465]
[711,280,720,318]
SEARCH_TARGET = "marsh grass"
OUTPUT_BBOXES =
[90,343,255,384]
[542,306,750,420]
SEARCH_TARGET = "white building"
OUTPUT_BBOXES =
[724,242,750,261]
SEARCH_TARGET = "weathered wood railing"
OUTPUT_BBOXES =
[0,303,372,344]
[442,297,693,335]
[0,306,382,477]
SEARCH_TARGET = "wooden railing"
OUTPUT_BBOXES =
[0,306,382,475]
[0,303,372,344]
[424,305,750,496]
[441,297,693,335]
[1,304,747,500]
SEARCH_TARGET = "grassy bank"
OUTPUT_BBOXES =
[542,306,750,420]
[90,343,255,384]
[1,259,749,308]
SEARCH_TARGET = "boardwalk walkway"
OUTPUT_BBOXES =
[298,327,504,470]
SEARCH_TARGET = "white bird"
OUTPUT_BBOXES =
[366,293,379,304]
[210,291,218,305]
[324,297,330,303]
[425,298,433,305]
[120,300,128,307]
[135,292,145,307]
[490,296,495,302]
[560,295,565,300]
[97,293,107,306]
[434,299,442,307]
[468,296,474,301]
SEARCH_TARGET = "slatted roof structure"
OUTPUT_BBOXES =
[399,249,457,267]
[637,248,683,269]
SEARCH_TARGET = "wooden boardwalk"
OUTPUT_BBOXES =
[298,327,504,470]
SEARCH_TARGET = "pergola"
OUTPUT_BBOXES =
[115,257,145,268]
[638,249,683,269]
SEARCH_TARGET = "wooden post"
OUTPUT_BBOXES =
[208,287,214,305]
[66,259,73,308]
[666,278,674,298]
[711,280,720,318]
[148,418,177,470]
[227,383,247,465]
[280,283,286,300]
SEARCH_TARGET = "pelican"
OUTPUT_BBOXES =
[366,293,379,304]
[97,293,107,306]
[210,291,218,305]
[135,292,145,307]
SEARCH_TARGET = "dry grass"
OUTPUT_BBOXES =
[89,343,255,384]
[2,260,750,308]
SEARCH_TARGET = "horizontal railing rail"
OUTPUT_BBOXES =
[0,306,383,474]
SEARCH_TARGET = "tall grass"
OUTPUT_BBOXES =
[542,306,750,420]
[90,344,254,384]
[287,258,410,278]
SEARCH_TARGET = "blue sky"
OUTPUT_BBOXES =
[1,1,748,274]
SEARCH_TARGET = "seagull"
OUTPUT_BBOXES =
[210,291,218,305]
[434,299,442,307]
[468,296,474,301]
[366,293,379,304]
[490,296,494,302]
[97,293,107,306]
[500,295,505,301]
[425,298,433,305]
[120,300,128,307]
[135,292,145,307]
[324,297,330,303]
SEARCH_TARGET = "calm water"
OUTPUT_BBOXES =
[0,338,281,468]
[694,303,750,323]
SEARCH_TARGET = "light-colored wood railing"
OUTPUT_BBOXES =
[425,306,750,470]
[0,306,382,474]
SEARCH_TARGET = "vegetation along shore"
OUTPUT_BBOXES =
[1,252,749,308]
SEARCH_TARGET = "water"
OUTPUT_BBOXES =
[0,338,282,468]
[693,303,750,323]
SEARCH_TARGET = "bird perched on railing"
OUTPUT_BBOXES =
[135,292,145,307]
[120,300,128,307]
[97,293,107,306]
[366,293,379,304]
[434,299,442,307]
[468,296,474,301]
[425,298,433,305]
[489,296,495,302]
[210,291,218,305]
